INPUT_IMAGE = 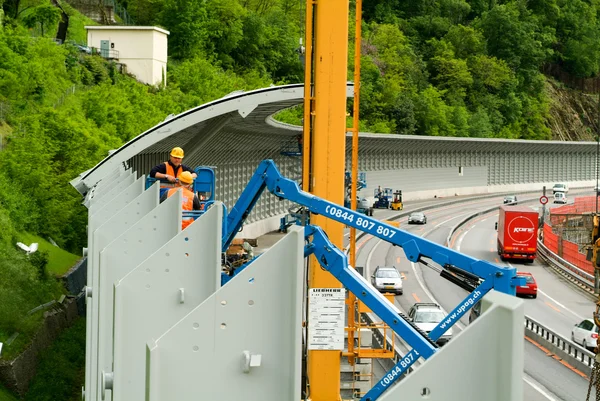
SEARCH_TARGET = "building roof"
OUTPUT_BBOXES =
[85,26,170,35]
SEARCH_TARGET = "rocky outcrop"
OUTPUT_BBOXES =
[546,78,599,141]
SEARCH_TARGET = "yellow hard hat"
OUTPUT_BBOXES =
[179,171,194,185]
[170,147,184,158]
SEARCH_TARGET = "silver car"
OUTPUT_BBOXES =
[408,212,427,224]
[408,303,453,346]
[371,266,403,295]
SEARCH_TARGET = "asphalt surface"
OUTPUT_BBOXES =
[347,190,595,401]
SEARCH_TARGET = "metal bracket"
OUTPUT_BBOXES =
[242,351,262,373]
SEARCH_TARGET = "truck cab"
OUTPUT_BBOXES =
[552,183,569,194]
[497,205,539,262]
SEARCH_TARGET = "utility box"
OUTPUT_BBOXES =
[85,26,169,86]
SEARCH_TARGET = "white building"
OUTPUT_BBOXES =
[85,26,170,86]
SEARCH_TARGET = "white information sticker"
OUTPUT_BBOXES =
[308,288,346,350]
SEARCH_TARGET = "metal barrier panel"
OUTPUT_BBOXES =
[89,173,137,215]
[145,226,304,401]
[111,205,223,401]
[92,167,128,195]
[380,290,524,401]
[95,189,180,401]
[84,176,146,401]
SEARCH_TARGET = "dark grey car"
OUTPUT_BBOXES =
[408,212,427,224]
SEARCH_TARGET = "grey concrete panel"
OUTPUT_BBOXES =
[90,174,138,216]
[84,178,150,401]
[94,166,129,193]
[358,167,488,199]
[111,205,222,401]
[82,166,127,208]
[95,192,180,401]
[380,290,524,401]
[85,184,159,401]
[145,226,304,401]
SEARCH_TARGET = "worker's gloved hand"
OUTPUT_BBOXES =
[165,175,176,183]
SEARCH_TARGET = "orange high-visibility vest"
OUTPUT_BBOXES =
[165,162,183,178]
[167,187,195,229]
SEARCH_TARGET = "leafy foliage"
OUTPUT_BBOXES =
[24,318,86,401]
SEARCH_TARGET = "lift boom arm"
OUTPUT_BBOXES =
[305,225,496,400]
[222,159,524,399]
[224,160,518,293]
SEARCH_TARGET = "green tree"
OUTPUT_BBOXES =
[442,25,484,59]
[468,107,494,137]
[160,0,209,59]
[203,0,246,66]
[414,86,456,136]
[427,40,473,103]
[21,4,60,36]
[478,3,551,74]
[554,0,600,77]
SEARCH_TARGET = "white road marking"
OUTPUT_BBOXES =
[523,373,559,401]
[536,289,585,321]
[435,215,460,229]
[507,263,586,321]
[410,261,466,331]
[366,238,382,278]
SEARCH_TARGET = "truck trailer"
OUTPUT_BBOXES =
[497,205,539,262]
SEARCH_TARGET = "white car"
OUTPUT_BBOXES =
[371,266,403,295]
[571,319,598,351]
[552,183,569,194]
[408,303,453,346]
[553,192,567,204]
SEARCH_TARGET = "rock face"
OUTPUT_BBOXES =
[67,0,116,24]
[543,63,600,142]
[547,79,599,141]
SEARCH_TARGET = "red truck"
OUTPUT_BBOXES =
[497,205,539,262]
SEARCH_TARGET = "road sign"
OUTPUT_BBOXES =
[540,195,548,205]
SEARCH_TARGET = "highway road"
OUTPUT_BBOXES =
[349,189,595,401]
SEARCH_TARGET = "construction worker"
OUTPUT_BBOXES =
[150,147,197,183]
[159,171,203,229]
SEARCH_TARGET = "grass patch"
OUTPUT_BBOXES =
[0,315,44,361]
[16,233,81,276]
[0,244,65,360]
[0,383,18,401]
[24,318,86,401]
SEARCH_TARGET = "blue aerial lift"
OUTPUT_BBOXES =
[145,166,216,207]
[189,159,523,400]
[373,186,393,209]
